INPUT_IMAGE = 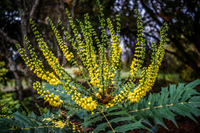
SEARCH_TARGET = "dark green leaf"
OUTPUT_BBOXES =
[0,117,24,128]
[158,106,178,128]
[170,83,185,103]
[92,122,108,133]
[115,120,148,132]
[185,79,200,88]
[109,116,136,123]
[12,112,38,127]
[83,116,104,132]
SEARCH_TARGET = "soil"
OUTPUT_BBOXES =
[157,116,200,133]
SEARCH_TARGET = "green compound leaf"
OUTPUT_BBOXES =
[169,83,185,104]
[189,96,200,107]
[0,110,67,133]
[129,79,200,130]
[157,106,177,127]
[81,107,140,133]
[106,110,129,116]
[12,111,38,127]
[0,117,24,128]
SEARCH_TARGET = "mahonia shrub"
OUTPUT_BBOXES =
[16,2,168,112]
[2,0,200,132]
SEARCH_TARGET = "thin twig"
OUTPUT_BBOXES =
[101,109,115,133]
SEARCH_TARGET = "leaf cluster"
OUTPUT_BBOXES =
[1,79,200,132]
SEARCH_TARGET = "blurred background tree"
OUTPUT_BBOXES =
[134,0,200,79]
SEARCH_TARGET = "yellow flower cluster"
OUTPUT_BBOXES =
[33,82,63,107]
[0,115,6,117]
[99,62,110,91]
[72,94,97,111]
[105,17,122,93]
[87,58,99,88]
[63,81,73,94]
[109,83,132,106]
[107,18,122,70]
[44,92,63,107]
[89,64,100,88]
[30,19,68,81]
[130,11,145,77]
[16,43,61,86]
[130,48,143,77]
[48,17,74,62]
[128,23,168,103]
[80,45,99,88]
[98,23,110,93]
[39,42,64,78]
[128,67,156,102]
[33,81,41,90]
[77,16,100,88]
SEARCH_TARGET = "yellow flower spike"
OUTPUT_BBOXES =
[17,5,168,111]
[49,18,74,62]
[16,43,61,86]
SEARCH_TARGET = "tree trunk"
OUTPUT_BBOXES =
[7,57,23,100]
[17,0,42,89]
[0,29,23,100]
[16,0,42,110]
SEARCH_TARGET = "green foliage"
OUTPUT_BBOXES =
[128,79,200,129]
[74,79,200,132]
[0,90,33,116]
[0,111,55,133]
[1,80,200,132]
[0,91,32,116]
[0,108,85,133]
[0,91,20,115]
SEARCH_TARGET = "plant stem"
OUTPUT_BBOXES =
[101,109,115,133]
